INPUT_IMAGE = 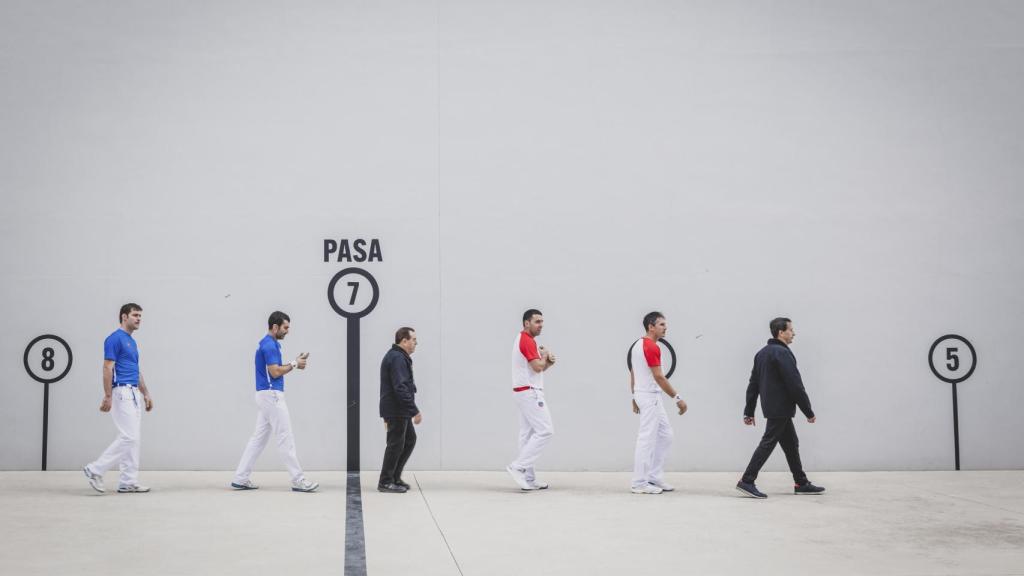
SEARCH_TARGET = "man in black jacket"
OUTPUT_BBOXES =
[378,327,422,493]
[736,318,825,498]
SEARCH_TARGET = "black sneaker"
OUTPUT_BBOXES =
[377,483,408,493]
[736,481,767,499]
[395,479,411,490]
[794,482,825,495]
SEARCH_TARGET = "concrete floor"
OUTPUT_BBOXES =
[2,471,1023,576]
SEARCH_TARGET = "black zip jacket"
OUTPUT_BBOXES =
[744,338,815,419]
[379,344,419,418]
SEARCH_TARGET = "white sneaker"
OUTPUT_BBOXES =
[650,480,675,492]
[292,479,319,493]
[631,483,663,495]
[83,466,104,493]
[231,480,259,490]
[506,465,532,490]
[117,484,150,493]
[530,481,550,490]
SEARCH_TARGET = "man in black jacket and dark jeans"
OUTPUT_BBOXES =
[378,327,422,493]
[736,318,825,498]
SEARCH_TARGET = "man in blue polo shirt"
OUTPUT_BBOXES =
[83,303,154,494]
[232,311,319,492]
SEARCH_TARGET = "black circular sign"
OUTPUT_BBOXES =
[626,337,677,379]
[327,267,380,319]
[928,334,977,385]
[24,335,73,384]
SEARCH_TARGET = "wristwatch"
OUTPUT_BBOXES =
[672,394,682,402]
[289,360,298,369]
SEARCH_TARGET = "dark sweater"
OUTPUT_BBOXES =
[379,344,419,418]
[744,339,815,419]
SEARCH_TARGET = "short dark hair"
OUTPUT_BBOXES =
[268,311,291,330]
[119,303,142,323]
[643,311,664,331]
[395,327,416,345]
[770,317,792,338]
[522,309,543,325]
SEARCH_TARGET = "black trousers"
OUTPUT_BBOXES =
[379,417,417,486]
[741,417,808,485]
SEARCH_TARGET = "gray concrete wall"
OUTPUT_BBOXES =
[2,1,1022,471]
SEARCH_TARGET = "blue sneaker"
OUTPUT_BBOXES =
[736,481,767,499]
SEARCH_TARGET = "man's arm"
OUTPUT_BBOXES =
[652,366,677,397]
[267,352,308,378]
[100,360,114,412]
[138,372,153,411]
[267,363,294,379]
[652,366,687,415]
[389,357,420,419]
[743,361,758,424]
[776,352,815,420]
[529,347,554,373]
[630,370,639,414]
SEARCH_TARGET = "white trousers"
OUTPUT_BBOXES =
[511,388,554,476]
[632,392,673,488]
[87,386,143,487]
[233,390,305,484]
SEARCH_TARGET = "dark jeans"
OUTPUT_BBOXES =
[741,417,808,485]
[379,417,417,486]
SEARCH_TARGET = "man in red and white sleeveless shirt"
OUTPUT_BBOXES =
[506,308,556,490]
[629,311,687,494]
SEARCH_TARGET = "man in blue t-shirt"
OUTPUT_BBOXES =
[232,311,318,492]
[83,303,154,494]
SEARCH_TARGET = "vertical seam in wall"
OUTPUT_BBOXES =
[436,0,444,471]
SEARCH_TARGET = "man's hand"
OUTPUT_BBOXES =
[676,399,688,415]
[807,416,816,423]
[296,352,309,370]
[632,399,640,414]
[100,395,112,412]
[413,412,423,425]
[540,346,555,365]
[144,396,153,412]
[744,416,755,426]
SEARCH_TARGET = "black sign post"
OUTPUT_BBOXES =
[327,267,379,576]
[928,334,977,471]
[24,334,73,471]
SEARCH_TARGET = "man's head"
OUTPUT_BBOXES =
[395,327,417,354]
[643,311,666,339]
[119,303,143,332]
[771,317,794,344]
[522,309,544,337]
[268,311,291,340]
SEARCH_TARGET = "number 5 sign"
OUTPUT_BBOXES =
[928,334,977,471]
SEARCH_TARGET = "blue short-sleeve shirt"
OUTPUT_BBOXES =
[104,328,140,386]
[255,334,284,391]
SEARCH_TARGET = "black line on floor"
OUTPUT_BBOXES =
[345,472,367,576]
[414,473,465,576]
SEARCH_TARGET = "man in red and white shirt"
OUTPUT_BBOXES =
[629,311,688,494]
[506,308,556,490]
